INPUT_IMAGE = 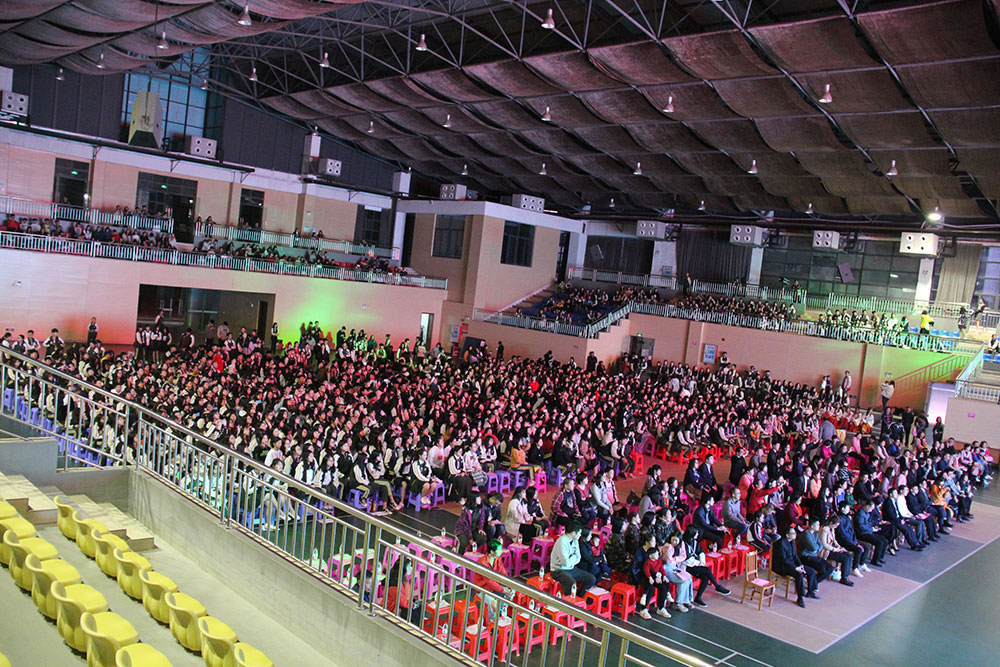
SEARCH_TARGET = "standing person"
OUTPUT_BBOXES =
[270,321,279,353]
[496,341,504,362]
[549,521,596,595]
[216,321,230,347]
[204,318,216,347]
[880,380,895,411]
[87,317,99,345]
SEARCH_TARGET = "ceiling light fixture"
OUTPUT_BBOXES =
[926,206,943,223]
[248,65,257,82]
[541,8,556,29]
[157,31,169,50]
[366,121,375,134]
[237,4,252,27]
[442,114,452,129]
[747,159,758,175]
[541,106,552,122]
[633,162,642,176]
[319,52,330,68]
[609,197,616,208]
[55,67,65,81]
[818,83,833,104]
[200,79,209,91]
[698,200,706,211]
[886,159,898,177]
[805,202,814,214]
[662,95,675,114]
[415,33,428,52]
[538,162,547,175]
[96,52,106,69]
[461,164,468,176]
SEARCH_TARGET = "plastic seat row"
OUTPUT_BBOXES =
[54,496,273,667]
[2,497,171,666]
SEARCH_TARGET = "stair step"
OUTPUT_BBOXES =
[97,502,155,552]
[66,494,131,545]
[0,473,57,524]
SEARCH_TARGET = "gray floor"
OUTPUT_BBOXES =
[0,522,336,666]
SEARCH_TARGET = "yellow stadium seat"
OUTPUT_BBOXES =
[94,531,132,577]
[73,511,109,559]
[197,616,239,667]
[26,552,82,619]
[139,568,178,624]
[81,611,140,667]
[0,516,37,564]
[0,500,17,520]
[54,496,78,540]
[52,581,110,652]
[115,643,173,667]
[165,591,208,652]
[4,530,58,590]
[114,548,152,600]
[234,643,273,667]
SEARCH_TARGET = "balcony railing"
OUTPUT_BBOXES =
[1,194,173,233]
[194,222,400,260]
[0,230,446,290]
[0,346,707,667]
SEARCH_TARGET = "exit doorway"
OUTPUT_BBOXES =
[419,313,434,347]
[629,335,655,358]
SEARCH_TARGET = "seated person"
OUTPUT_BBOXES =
[772,526,819,608]
[550,521,597,595]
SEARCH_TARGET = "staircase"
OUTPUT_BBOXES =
[504,283,558,314]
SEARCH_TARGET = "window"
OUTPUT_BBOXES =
[121,50,212,150]
[501,221,535,267]
[53,159,89,207]
[357,208,385,246]
[432,215,465,259]
[973,246,1000,309]
[238,189,264,229]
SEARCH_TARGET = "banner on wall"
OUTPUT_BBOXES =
[702,343,717,365]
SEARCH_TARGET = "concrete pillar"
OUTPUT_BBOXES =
[916,258,934,302]
[391,210,406,262]
[748,246,764,285]
[567,230,587,270]
[650,241,677,278]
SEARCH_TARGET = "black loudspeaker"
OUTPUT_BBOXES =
[838,262,855,284]
[129,91,163,149]
[588,245,604,261]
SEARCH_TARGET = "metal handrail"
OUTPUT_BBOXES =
[0,345,707,666]
[0,194,173,233]
[0,230,446,290]
[193,221,400,260]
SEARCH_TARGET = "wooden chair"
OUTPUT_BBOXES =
[740,550,774,611]
[767,551,794,600]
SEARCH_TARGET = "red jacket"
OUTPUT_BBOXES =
[472,553,508,594]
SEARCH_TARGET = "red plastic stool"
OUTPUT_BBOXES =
[463,624,493,661]
[734,544,753,576]
[494,616,519,661]
[529,538,555,570]
[564,595,588,631]
[508,543,531,577]
[705,551,726,581]
[610,582,637,622]
[543,606,570,645]
[423,599,451,635]
[514,609,546,652]
[584,587,612,619]
[451,599,480,635]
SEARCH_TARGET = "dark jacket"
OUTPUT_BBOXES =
[771,537,802,576]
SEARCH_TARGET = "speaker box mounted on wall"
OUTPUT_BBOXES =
[812,230,840,251]
[899,232,938,257]
[317,158,341,177]
[730,225,765,246]
[128,91,163,149]
[512,194,544,212]
[183,135,217,159]
[0,91,28,117]
[439,184,467,200]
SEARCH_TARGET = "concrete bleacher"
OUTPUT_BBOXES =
[0,471,57,524]
[66,494,155,552]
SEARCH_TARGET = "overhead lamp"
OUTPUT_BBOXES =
[366,120,375,134]
[96,52,106,69]
[461,164,468,176]
[55,67,65,82]
[926,206,943,223]
[805,202,814,214]
[633,162,642,176]
[237,4,252,27]
[818,83,833,104]
[538,162,547,175]
[886,159,898,177]
[442,113,452,129]
[747,159,758,175]
[609,197,616,208]
[662,95,675,114]
[415,33,428,52]
[541,8,556,29]
[698,199,706,211]
[319,51,330,68]
[157,31,169,50]
[541,106,551,122]
[200,79,209,91]
[248,65,257,82]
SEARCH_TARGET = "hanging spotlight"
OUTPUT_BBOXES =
[248,65,258,82]
[538,162,547,175]
[747,159,758,175]
[633,162,643,176]
[237,4,252,27]
[96,52,106,69]
[200,79,209,91]
[442,114,452,129]
[461,164,468,176]
[662,95,675,114]
[805,202,814,214]
[55,67,65,82]
[541,106,552,122]
[319,52,330,68]
[415,34,428,52]
[541,8,556,29]
[818,83,833,104]
[886,159,898,177]
[609,197,616,208]
[157,31,169,50]
[698,199,706,211]
[926,206,943,223]
[366,120,375,134]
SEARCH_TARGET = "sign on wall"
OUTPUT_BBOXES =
[702,343,717,365]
